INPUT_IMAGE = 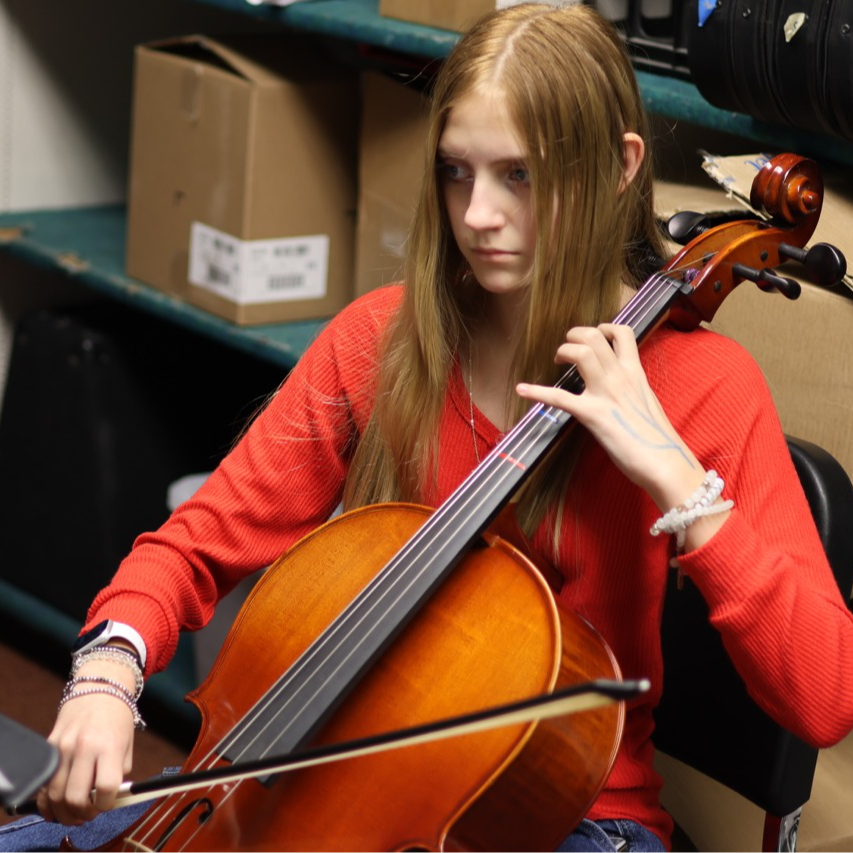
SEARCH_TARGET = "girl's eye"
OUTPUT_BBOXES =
[509,165,530,184]
[438,160,469,182]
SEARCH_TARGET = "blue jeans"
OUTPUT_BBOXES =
[0,767,181,852]
[558,819,666,852]
[0,801,148,852]
[2,812,665,852]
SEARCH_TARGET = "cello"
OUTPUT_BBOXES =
[55,153,843,851]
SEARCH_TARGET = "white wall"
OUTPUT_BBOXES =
[0,0,269,213]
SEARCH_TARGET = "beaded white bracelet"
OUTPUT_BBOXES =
[58,685,147,731]
[63,675,135,703]
[650,469,735,550]
[71,647,144,700]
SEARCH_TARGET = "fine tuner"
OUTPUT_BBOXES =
[666,210,847,297]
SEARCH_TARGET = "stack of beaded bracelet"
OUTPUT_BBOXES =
[650,469,735,553]
[60,647,146,730]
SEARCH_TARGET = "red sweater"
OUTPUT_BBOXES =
[88,285,853,846]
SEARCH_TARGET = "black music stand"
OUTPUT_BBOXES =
[0,713,57,810]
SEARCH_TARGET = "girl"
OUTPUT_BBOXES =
[5,4,853,851]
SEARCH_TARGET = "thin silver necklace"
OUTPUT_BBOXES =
[466,347,481,464]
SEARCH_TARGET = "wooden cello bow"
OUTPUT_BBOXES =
[62,153,841,852]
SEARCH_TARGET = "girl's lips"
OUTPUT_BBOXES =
[471,248,516,257]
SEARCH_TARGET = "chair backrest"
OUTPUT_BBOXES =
[654,436,853,825]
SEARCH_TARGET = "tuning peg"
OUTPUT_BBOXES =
[777,242,847,287]
[665,211,711,245]
[732,263,801,300]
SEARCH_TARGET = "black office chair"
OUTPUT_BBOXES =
[654,436,853,852]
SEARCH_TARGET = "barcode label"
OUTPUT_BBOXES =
[267,274,304,290]
[207,265,232,286]
[189,222,328,305]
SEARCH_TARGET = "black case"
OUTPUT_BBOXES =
[825,1,853,139]
[687,0,853,143]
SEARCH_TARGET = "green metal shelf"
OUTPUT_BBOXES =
[0,206,325,370]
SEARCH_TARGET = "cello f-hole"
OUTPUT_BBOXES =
[147,798,214,852]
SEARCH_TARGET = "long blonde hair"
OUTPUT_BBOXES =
[344,3,664,537]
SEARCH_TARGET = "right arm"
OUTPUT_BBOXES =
[38,287,401,823]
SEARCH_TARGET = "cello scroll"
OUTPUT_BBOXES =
[663,153,846,331]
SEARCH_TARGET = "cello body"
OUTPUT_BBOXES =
[102,504,622,852]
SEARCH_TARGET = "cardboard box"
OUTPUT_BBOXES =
[656,731,853,852]
[378,0,563,32]
[379,0,493,32]
[354,73,428,297]
[126,35,359,325]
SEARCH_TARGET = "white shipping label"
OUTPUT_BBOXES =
[189,222,329,305]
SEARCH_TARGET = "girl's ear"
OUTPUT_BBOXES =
[620,132,645,192]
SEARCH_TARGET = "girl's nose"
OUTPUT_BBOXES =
[464,178,505,230]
